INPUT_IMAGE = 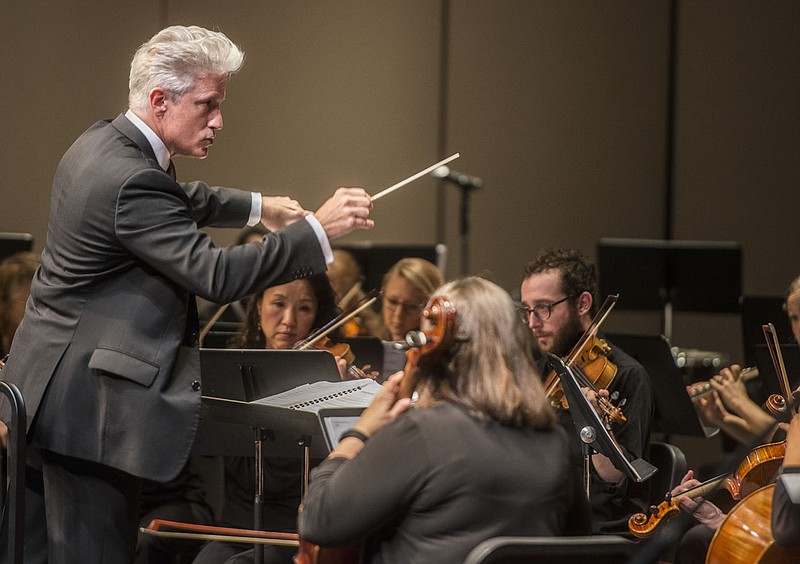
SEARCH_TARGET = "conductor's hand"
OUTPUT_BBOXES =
[260,196,307,231]
[313,187,374,240]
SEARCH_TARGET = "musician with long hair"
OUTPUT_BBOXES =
[298,276,591,563]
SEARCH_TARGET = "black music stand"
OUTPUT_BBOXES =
[333,242,447,293]
[195,349,344,564]
[0,233,33,262]
[754,343,800,399]
[605,333,718,438]
[547,355,656,497]
[597,238,741,342]
[0,380,26,564]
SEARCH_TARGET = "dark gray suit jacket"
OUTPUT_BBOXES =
[0,114,326,482]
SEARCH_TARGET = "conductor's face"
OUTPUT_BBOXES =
[159,74,226,159]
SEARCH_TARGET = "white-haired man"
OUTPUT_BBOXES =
[0,25,373,562]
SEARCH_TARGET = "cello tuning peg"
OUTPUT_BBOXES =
[618,398,627,408]
[610,391,620,402]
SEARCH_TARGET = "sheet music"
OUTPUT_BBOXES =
[252,379,381,412]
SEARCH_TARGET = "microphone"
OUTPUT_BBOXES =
[431,165,483,189]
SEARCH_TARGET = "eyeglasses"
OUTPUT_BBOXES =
[518,294,577,322]
[384,296,424,315]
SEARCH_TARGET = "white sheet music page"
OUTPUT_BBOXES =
[252,379,381,412]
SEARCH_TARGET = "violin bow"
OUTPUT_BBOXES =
[295,290,380,350]
[565,294,619,366]
[198,302,231,346]
[762,322,796,415]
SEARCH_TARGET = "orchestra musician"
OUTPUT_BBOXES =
[772,410,800,546]
[298,276,592,563]
[0,25,373,563]
[668,274,800,562]
[378,257,443,342]
[194,274,343,564]
[519,248,655,534]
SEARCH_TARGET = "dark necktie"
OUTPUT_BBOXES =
[166,160,177,181]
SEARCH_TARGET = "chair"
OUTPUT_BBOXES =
[647,441,688,504]
[1,380,26,564]
[463,535,637,564]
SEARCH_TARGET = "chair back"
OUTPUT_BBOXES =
[463,535,637,564]
[647,441,688,504]
[1,379,26,564]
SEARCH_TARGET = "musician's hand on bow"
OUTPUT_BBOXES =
[313,187,374,240]
[674,470,726,530]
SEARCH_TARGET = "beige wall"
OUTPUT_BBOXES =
[2,1,798,361]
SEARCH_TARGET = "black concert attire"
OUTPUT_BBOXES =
[773,466,800,546]
[539,338,655,535]
[299,401,592,564]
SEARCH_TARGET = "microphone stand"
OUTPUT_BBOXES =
[546,354,657,497]
[458,183,472,275]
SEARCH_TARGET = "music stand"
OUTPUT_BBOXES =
[547,354,657,497]
[333,242,447,293]
[605,333,718,438]
[0,232,33,261]
[597,238,742,341]
[741,296,793,368]
[195,349,344,564]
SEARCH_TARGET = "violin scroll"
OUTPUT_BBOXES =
[398,297,456,399]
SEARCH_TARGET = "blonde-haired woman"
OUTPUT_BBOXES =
[379,257,443,342]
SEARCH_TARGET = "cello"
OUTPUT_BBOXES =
[294,296,457,564]
[704,484,799,564]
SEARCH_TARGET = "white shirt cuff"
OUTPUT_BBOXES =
[305,214,334,264]
[247,193,262,227]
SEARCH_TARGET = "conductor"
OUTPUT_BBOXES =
[0,25,373,563]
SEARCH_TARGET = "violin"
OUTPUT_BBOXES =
[293,290,381,380]
[398,296,457,400]
[305,336,375,380]
[628,440,786,538]
[543,294,626,425]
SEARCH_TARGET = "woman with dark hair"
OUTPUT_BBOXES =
[194,274,341,564]
[298,276,591,564]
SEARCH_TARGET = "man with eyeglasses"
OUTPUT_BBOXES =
[520,247,654,535]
